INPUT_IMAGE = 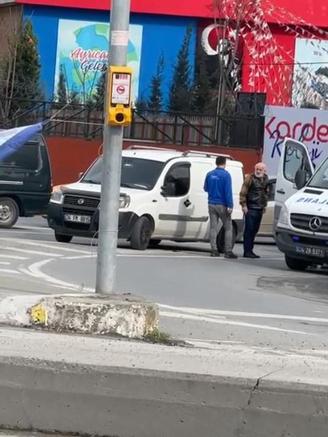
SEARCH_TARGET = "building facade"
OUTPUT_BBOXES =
[8,0,326,110]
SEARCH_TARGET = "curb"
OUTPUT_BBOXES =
[0,293,158,338]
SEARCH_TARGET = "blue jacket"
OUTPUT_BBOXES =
[204,167,233,208]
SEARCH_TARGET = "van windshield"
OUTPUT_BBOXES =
[307,158,328,189]
[82,156,165,190]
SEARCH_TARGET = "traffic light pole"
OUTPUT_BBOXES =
[96,0,131,294]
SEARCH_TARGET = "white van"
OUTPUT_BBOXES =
[275,138,328,270]
[47,147,244,250]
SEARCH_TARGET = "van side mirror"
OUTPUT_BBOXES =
[295,168,307,190]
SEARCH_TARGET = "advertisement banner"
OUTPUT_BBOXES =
[263,105,328,176]
[54,19,143,102]
[292,38,328,110]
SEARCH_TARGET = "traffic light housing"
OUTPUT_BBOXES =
[107,66,133,126]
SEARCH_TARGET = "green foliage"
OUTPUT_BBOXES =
[168,27,193,112]
[56,65,68,105]
[144,328,171,344]
[148,53,164,112]
[0,19,43,121]
[93,71,106,110]
[191,41,212,113]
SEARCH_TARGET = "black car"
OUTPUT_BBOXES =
[0,135,52,228]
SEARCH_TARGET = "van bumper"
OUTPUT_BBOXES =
[276,227,328,264]
[47,203,139,239]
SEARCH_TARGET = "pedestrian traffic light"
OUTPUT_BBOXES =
[107,66,133,126]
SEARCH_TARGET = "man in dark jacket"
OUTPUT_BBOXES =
[204,156,238,259]
[239,162,269,258]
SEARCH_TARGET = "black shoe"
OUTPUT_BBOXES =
[244,252,260,259]
[210,251,220,257]
[224,252,238,259]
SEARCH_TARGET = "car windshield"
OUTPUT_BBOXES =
[81,156,165,190]
[307,158,328,189]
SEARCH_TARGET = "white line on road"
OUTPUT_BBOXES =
[159,304,328,325]
[2,246,63,257]
[64,254,97,260]
[0,262,10,265]
[160,311,310,335]
[0,254,28,260]
[0,238,94,255]
[0,269,21,275]
[21,259,94,292]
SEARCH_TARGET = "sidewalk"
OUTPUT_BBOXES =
[0,326,327,437]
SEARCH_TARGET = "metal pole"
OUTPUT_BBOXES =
[96,0,131,294]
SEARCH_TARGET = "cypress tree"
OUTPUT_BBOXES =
[148,53,164,112]
[56,65,68,105]
[191,41,212,113]
[168,27,193,112]
[93,71,106,110]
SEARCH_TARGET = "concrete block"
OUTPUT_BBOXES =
[0,293,158,338]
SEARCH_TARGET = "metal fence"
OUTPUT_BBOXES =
[0,99,264,148]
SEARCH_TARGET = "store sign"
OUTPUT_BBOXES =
[54,19,142,101]
[263,105,328,176]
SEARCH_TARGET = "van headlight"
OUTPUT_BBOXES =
[278,204,289,226]
[119,194,130,209]
[50,187,64,204]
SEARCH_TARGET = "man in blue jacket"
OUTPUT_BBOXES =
[204,156,238,258]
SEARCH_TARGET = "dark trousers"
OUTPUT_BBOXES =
[243,209,263,254]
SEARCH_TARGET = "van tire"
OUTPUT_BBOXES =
[285,255,308,271]
[0,197,19,228]
[130,216,152,250]
[216,225,237,253]
[55,233,73,243]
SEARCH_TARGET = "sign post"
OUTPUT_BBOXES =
[95,0,131,294]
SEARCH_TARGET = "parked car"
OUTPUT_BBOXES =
[258,178,276,237]
[47,147,245,250]
[0,135,52,228]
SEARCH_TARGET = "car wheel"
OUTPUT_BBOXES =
[285,255,308,271]
[55,232,73,243]
[216,225,237,253]
[0,197,19,228]
[130,216,152,250]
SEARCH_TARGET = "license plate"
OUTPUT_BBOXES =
[295,246,325,258]
[64,214,91,224]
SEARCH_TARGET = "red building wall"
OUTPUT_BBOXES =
[46,136,261,186]
[17,0,328,27]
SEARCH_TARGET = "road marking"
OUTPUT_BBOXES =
[64,254,97,260]
[0,262,10,265]
[0,254,28,260]
[160,311,309,335]
[159,304,328,325]
[2,246,63,257]
[0,238,93,255]
[0,268,21,275]
[22,258,94,292]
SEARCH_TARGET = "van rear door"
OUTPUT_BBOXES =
[274,138,314,229]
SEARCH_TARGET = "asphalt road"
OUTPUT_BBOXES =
[1,216,328,353]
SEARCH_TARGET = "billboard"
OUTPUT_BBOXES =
[54,19,143,102]
[263,105,328,176]
[292,38,328,110]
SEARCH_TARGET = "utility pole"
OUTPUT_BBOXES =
[96,0,131,294]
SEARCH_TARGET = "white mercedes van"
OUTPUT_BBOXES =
[47,147,244,250]
[275,138,328,270]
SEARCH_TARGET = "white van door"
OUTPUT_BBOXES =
[274,138,314,228]
[155,162,197,238]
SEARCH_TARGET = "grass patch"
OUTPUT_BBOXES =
[144,328,171,344]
